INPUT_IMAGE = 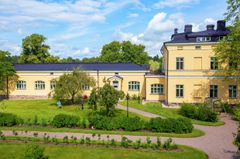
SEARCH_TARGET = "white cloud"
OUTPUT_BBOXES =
[153,0,199,9]
[128,13,139,18]
[114,12,185,56]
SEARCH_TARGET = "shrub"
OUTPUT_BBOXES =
[131,94,138,100]
[179,103,197,119]
[51,114,80,128]
[120,116,144,131]
[147,117,193,134]
[24,144,48,159]
[0,112,23,126]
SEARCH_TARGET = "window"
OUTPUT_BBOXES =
[128,81,140,91]
[151,84,164,94]
[210,85,218,98]
[115,72,119,75]
[16,81,26,90]
[35,81,45,90]
[196,37,211,42]
[176,57,184,70]
[195,46,201,49]
[50,72,54,75]
[82,85,90,90]
[210,57,218,70]
[112,81,119,89]
[50,81,56,90]
[176,85,184,98]
[229,85,237,98]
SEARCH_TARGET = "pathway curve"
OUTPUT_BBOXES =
[1,106,238,159]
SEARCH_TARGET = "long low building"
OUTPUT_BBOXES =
[9,20,240,105]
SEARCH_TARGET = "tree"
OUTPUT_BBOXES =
[99,41,149,64]
[214,21,240,76]
[53,68,95,104]
[20,34,59,63]
[88,88,98,110]
[24,144,48,159]
[98,84,120,116]
[0,50,18,98]
[225,0,240,23]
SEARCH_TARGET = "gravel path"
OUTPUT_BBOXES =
[1,107,238,159]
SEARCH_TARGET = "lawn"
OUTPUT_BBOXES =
[0,99,149,123]
[0,99,204,138]
[120,100,224,126]
[0,142,208,159]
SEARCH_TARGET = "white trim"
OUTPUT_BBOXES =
[145,75,165,78]
[168,75,240,79]
[165,42,218,46]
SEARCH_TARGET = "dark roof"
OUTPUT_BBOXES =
[165,21,230,44]
[13,63,149,71]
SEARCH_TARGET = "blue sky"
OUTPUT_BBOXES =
[0,0,227,58]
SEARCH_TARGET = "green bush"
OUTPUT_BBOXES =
[51,114,80,128]
[147,117,193,134]
[88,113,144,131]
[179,103,196,119]
[234,106,240,121]
[24,144,48,159]
[180,103,218,122]
[0,112,23,126]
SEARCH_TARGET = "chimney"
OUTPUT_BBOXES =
[184,25,192,33]
[174,28,178,34]
[217,20,226,31]
[206,25,214,30]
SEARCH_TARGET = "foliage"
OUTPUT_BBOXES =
[53,68,95,104]
[0,50,18,96]
[214,21,240,77]
[224,0,240,23]
[147,117,193,134]
[51,114,80,128]
[234,106,240,121]
[24,144,48,159]
[180,103,218,122]
[149,59,161,73]
[99,41,149,64]
[88,113,144,131]
[0,112,23,126]
[20,34,59,63]
[88,88,98,110]
[98,84,120,116]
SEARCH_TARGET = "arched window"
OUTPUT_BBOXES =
[35,81,45,90]
[151,84,164,94]
[128,81,140,91]
[16,80,26,90]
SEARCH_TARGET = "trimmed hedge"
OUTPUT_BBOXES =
[147,117,193,134]
[180,103,218,122]
[51,114,80,128]
[88,114,144,131]
[0,112,23,126]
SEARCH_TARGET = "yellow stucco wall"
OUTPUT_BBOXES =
[145,75,165,101]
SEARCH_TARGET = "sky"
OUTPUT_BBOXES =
[0,0,228,58]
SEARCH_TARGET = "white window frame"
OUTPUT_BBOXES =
[35,81,45,90]
[210,85,218,98]
[50,81,56,90]
[176,85,184,98]
[229,85,237,99]
[176,57,184,70]
[151,84,164,94]
[196,37,211,42]
[128,81,140,91]
[210,57,218,70]
[82,85,90,91]
[16,80,26,90]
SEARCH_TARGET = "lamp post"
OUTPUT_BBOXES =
[126,93,130,117]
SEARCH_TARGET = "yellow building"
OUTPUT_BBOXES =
[10,20,240,105]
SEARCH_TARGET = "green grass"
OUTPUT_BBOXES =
[0,142,208,159]
[0,126,205,138]
[1,99,149,123]
[120,100,224,126]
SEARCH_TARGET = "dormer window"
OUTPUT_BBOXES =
[196,37,211,42]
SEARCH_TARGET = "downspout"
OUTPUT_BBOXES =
[161,44,169,105]
[97,69,99,89]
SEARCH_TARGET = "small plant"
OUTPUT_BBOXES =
[98,134,101,140]
[146,137,151,146]
[43,135,50,143]
[33,132,38,137]
[85,137,91,144]
[163,138,173,150]
[133,139,141,149]
[33,115,38,125]
[121,136,132,148]
[24,144,48,159]
[0,131,6,140]
[52,137,59,145]
[80,137,85,144]
[157,137,161,148]
[110,139,116,146]
[92,133,96,138]
[41,119,47,127]
[63,136,69,144]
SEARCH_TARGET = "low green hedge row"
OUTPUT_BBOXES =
[0,112,23,126]
[179,103,218,122]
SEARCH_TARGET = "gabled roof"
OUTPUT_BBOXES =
[13,63,149,71]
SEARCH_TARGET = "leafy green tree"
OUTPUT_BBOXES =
[53,68,95,104]
[88,88,98,110]
[24,144,48,159]
[20,34,59,63]
[225,0,240,23]
[214,21,240,76]
[100,41,149,64]
[0,50,18,98]
[98,84,120,116]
